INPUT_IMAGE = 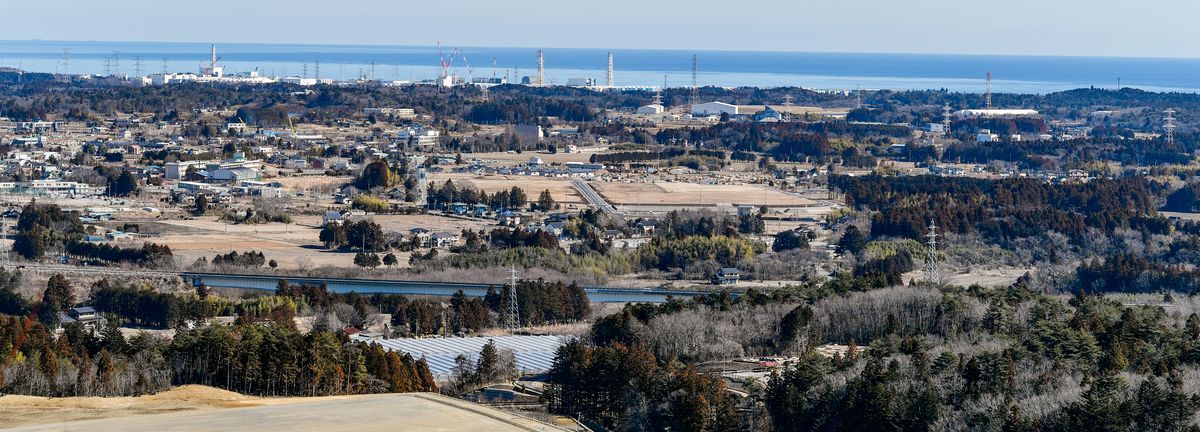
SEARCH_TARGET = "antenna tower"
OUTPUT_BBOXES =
[1164,108,1177,144]
[505,266,521,331]
[985,72,993,109]
[605,52,614,87]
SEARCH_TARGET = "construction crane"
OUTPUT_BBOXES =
[437,42,475,84]
[200,44,222,77]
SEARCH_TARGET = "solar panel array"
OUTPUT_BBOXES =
[372,335,569,379]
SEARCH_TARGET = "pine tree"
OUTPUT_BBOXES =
[476,339,500,385]
[42,274,75,312]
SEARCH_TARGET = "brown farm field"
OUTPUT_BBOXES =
[428,172,586,205]
[137,214,496,270]
[590,181,815,207]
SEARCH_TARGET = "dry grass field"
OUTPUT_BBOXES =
[0,386,569,431]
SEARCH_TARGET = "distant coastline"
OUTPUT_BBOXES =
[2,39,1199,93]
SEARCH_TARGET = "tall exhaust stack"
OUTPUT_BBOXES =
[537,49,545,86]
[606,52,614,87]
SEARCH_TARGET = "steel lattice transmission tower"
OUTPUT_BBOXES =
[537,50,545,87]
[985,72,993,109]
[505,266,521,332]
[605,52,614,88]
[1164,108,1177,144]
[690,54,699,108]
[924,220,942,285]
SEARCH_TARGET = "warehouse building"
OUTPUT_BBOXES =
[691,101,740,116]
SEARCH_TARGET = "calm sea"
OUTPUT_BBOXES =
[1,40,1198,94]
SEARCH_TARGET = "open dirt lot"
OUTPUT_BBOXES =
[590,181,815,207]
[906,267,1034,288]
[1,386,568,431]
[271,175,354,194]
[428,172,586,205]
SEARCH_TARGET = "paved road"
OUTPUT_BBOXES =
[6,393,569,432]
[570,178,619,215]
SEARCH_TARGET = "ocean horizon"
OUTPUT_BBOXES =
[2,39,1199,94]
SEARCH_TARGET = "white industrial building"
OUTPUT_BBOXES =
[281,77,334,86]
[396,126,441,148]
[691,101,740,116]
[954,109,1040,118]
[637,104,665,115]
[364,108,416,118]
[976,129,1001,143]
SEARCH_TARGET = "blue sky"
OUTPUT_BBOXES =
[3,0,1197,58]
